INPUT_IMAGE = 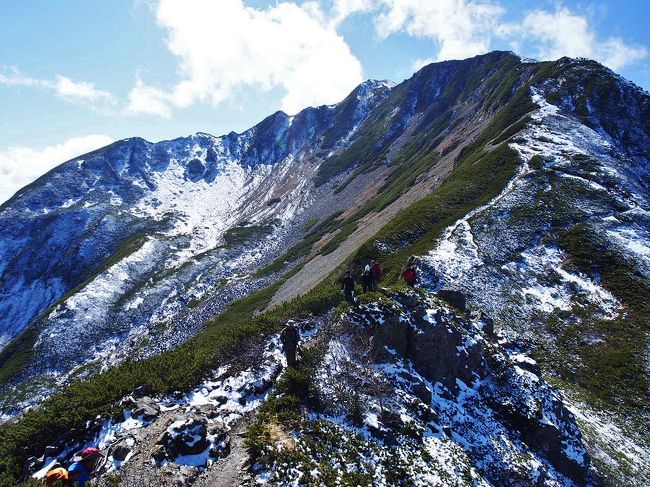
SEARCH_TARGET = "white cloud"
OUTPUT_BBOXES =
[330,0,374,27]
[331,1,647,70]
[0,135,114,204]
[0,67,116,105]
[0,67,46,87]
[513,8,648,70]
[54,75,115,103]
[373,0,504,61]
[411,57,435,72]
[126,0,364,117]
[125,78,173,118]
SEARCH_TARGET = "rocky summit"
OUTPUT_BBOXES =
[0,51,649,486]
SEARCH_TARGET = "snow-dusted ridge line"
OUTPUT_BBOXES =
[421,86,637,322]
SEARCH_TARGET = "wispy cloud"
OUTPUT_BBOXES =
[0,67,116,105]
[0,135,114,204]
[53,75,115,103]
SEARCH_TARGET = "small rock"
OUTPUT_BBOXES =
[410,383,432,405]
[179,465,199,482]
[113,444,131,462]
[213,395,228,406]
[133,384,151,397]
[151,445,167,462]
[132,396,160,421]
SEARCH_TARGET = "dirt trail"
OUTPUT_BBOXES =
[193,419,253,487]
[268,156,454,308]
[267,105,498,309]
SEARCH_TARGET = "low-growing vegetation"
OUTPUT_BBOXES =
[222,221,275,248]
[550,224,650,412]
[0,277,342,486]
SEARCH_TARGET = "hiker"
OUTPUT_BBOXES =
[280,321,300,367]
[341,270,356,304]
[44,466,69,487]
[370,260,383,291]
[67,447,100,487]
[403,256,418,287]
[361,264,373,293]
[403,263,417,287]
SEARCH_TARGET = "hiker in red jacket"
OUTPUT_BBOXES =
[403,264,417,287]
[370,260,383,291]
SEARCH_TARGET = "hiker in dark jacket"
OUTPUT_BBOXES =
[341,271,356,304]
[370,260,383,291]
[67,447,100,487]
[361,265,373,293]
[280,321,300,367]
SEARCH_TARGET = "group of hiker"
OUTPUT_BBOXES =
[44,447,100,487]
[280,257,420,368]
[342,256,419,304]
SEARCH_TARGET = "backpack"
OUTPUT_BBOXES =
[371,262,383,280]
[404,267,416,283]
[45,467,69,487]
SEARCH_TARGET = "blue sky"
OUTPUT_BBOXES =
[1,0,649,202]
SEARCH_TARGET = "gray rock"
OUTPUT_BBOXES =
[113,444,131,462]
[151,444,167,462]
[132,396,160,421]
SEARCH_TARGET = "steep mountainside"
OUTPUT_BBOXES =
[0,52,649,487]
[1,52,534,409]
[0,80,395,404]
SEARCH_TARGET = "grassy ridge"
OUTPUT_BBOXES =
[551,224,650,411]
[353,144,520,281]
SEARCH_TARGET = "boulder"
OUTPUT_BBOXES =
[113,443,131,462]
[410,383,432,405]
[209,433,231,459]
[133,384,151,398]
[132,396,160,421]
[151,444,167,462]
[167,417,209,456]
[511,354,542,376]
[436,290,467,311]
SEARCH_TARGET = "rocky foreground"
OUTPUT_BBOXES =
[23,289,594,486]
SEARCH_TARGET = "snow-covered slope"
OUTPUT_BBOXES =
[418,61,650,483]
[2,52,649,487]
[0,81,394,403]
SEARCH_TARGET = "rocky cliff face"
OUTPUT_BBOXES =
[246,291,592,486]
[23,292,591,486]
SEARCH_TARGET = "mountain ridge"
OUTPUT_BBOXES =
[0,50,648,486]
